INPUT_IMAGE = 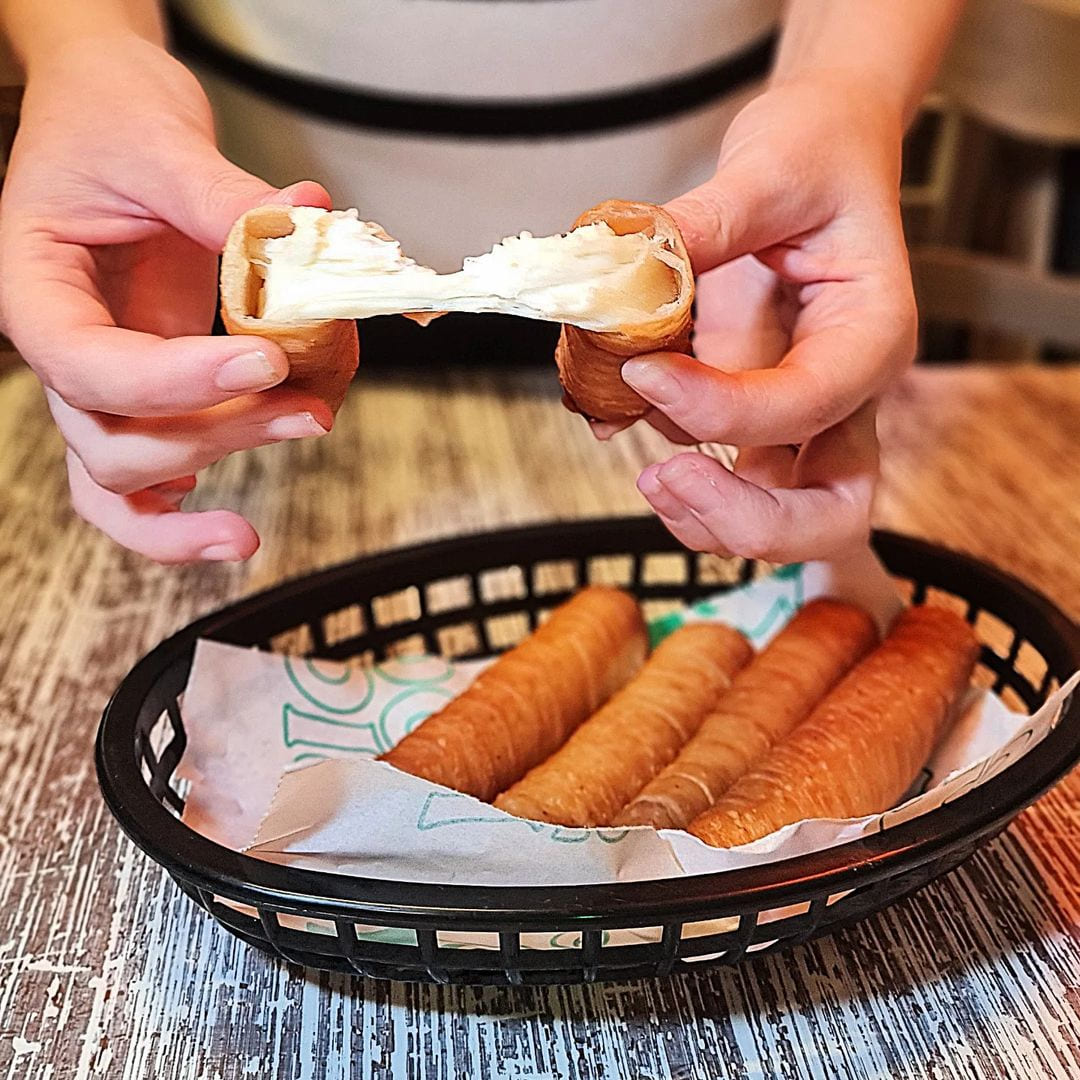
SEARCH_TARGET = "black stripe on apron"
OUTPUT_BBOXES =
[168,8,776,139]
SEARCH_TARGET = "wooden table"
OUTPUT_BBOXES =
[0,361,1077,1079]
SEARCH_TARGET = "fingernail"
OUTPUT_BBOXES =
[637,465,663,496]
[661,457,719,493]
[200,542,244,562]
[622,359,681,406]
[215,350,285,392]
[264,412,329,441]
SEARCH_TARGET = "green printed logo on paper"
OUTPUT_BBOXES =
[416,792,534,832]
[415,791,630,845]
[743,597,798,642]
[282,703,386,757]
[378,685,456,749]
[284,656,376,715]
[741,563,805,642]
[281,656,463,764]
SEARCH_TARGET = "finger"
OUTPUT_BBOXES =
[95,229,219,338]
[640,455,868,562]
[145,141,331,252]
[692,328,789,373]
[3,237,296,414]
[692,256,795,349]
[66,451,259,564]
[638,408,698,445]
[587,405,697,445]
[3,153,333,414]
[587,260,791,445]
[621,304,908,447]
[586,403,697,444]
[665,163,823,276]
[596,329,790,448]
[733,444,798,489]
[49,387,332,495]
[636,406,878,562]
[637,463,728,554]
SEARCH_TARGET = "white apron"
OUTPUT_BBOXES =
[172,0,779,269]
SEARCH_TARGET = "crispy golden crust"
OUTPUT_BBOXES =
[554,200,694,422]
[220,206,359,411]
[494,623,752,827]
[379,587,648,802]
[614,600,879,830]
[687,605,981,849]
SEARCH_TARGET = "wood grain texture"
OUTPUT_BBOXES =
[0,360,1077,1079]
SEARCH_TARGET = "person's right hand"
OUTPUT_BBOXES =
[0,33,334,563]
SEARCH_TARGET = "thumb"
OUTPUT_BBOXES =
[152,142,332,251]
[664,165,788,276]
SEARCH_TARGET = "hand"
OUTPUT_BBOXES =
[602,79,916,562]
[0,33,335,563]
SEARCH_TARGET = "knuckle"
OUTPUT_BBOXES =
[690,189,724,239]
[686,185,737,253]
[199,167,263,219]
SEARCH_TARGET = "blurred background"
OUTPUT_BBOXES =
[901,0,1080,365]
[1,0,1078,373]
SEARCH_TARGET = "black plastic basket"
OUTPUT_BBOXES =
[96,518,1080,986]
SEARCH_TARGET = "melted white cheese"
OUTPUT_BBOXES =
[255,208,679,329]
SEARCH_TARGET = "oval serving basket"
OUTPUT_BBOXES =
[96,518,1080,986]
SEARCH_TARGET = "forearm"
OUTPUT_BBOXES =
[0,0,164,74]
[773,0,965,129]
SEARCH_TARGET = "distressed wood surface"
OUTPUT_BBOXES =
[0,360,1078,1079]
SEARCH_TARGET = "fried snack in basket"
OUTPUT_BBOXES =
[554,199,694,423]
[688,605,981,849]
[614,599,879,830]
[379,587,648,801]
[494,623,753,827]
[220,207,359,411]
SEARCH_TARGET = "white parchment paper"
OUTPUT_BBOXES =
[178,550,1078,921]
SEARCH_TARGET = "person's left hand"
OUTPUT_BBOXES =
[594,77,917,563]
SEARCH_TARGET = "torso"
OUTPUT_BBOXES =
[172,0,780,267]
